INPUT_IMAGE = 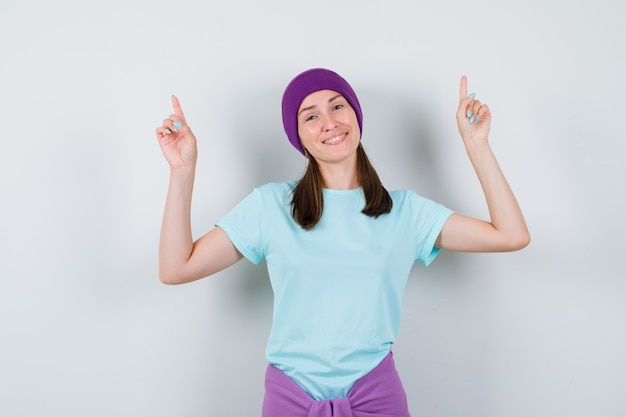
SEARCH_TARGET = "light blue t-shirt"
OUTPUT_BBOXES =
[216,181,453,400]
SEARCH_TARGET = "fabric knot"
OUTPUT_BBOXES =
[308,397,353,417]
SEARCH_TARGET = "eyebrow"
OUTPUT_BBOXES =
[298,94,344,117]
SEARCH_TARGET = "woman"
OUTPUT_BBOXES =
[155,68,529,416]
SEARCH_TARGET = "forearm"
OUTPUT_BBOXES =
[159,166,196,283]
[466,141,530,247]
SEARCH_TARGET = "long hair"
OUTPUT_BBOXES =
[290,143,393,230]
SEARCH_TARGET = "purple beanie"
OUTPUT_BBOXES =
[281,68,363,155]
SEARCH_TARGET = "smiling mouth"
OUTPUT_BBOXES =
[323,133,346,144]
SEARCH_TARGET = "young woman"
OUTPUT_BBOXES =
[155,68,529,416]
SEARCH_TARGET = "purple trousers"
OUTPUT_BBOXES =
[262,351,411,417]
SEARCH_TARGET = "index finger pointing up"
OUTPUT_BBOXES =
[171,94,187,123]
[460,75,468,100]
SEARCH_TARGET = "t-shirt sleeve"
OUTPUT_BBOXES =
[215,189,265,265]
[408,191,454,266]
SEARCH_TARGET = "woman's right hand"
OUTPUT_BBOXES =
[155,95,197,171]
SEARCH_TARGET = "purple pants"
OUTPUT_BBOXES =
[262,351,411,417]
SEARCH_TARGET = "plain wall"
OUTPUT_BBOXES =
[1,0,624,416]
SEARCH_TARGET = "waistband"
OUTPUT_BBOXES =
[262,351,411,417]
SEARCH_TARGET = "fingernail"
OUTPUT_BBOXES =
[173,121,183,128]
[475,114,480,122]
[468,93,476,99]
[469,115,475,124]
[466,109,473,118]
[164,128,172,134]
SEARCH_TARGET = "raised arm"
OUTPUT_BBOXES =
[156,96,243,285]
[435,76,530,252]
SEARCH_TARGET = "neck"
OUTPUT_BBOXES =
[317,157,359,190]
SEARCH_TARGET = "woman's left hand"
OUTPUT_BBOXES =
[436,75,530,253]
[456,76,491,146]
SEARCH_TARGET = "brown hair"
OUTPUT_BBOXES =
[290,143,393,230]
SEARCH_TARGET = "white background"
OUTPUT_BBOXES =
[1,0,624,416]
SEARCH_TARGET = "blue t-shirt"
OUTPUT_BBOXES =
[216,181,453,400]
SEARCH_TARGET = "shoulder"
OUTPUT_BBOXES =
[251,181,297,206]
[388,189,420,205]
[255,181,297,194]
[389,189,450,213]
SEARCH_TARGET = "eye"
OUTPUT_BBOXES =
[332,103,344,111]
[304,114,317,122]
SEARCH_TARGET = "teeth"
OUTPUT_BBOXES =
[324,134,344,144]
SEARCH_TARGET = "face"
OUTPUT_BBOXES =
[297,89,361,165]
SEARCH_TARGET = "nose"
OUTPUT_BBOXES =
[320,112,337,131]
